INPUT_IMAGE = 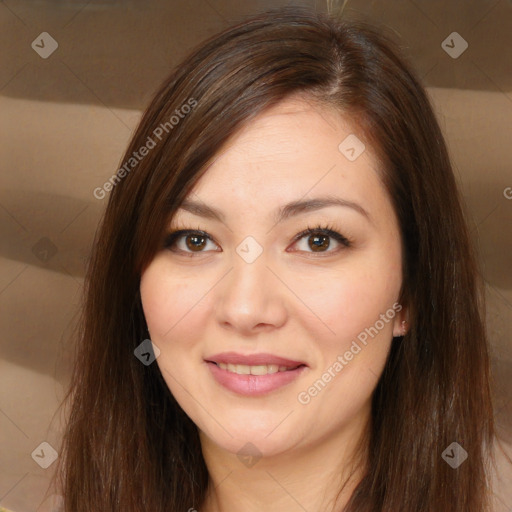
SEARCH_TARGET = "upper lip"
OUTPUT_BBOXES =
[205,352,307,368]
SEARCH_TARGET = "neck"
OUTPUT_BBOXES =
[198,403,370,512]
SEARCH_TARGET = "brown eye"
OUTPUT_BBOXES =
[291,225,352,254]
[163,225,352,257]
[163,230,219,254]
[185,233,207,251]
[308,233,331,252]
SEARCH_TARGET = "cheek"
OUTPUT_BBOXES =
[140,262,205,397]
[293,255,401,346]
[140,260,207,342]
[293,264,399,421]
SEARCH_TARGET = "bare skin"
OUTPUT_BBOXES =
[140,95,408,512]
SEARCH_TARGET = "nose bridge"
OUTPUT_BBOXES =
[227,244,271,303]
[214,243,285,330]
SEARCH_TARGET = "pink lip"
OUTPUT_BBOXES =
[205,352,306,368]
[205,361,308,396]
[204,352,308,397]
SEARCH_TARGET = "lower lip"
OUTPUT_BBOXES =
[205,361,307,396]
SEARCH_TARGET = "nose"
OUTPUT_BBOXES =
[214,252,287,335]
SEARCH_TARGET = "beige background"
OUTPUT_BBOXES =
[0,0,511,510]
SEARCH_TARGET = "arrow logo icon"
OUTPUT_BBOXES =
[31,32,58,59]
[441,441,468,468]
[236,236,263,263]
[134,339,161,365]
[338,134,365,161]
[32,237,58,262]
[237,442,262,468]
[441,32,468,59]
[444,449,455,458]
[31,441,58,468]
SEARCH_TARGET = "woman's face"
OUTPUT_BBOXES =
[140,96,406,458]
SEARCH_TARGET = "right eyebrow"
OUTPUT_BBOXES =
[176,195,372,225]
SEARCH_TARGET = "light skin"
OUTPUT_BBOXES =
[140,95,409,512]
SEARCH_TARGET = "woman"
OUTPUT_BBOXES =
[52,5,496,511]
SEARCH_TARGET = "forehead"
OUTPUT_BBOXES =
[177,96,388,221]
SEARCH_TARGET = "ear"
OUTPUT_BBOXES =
[392,304,409,337]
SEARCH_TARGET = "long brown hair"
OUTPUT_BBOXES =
[51,6,495,511]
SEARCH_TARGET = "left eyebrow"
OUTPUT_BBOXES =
[272,195,372,225]
[176,194,372,225]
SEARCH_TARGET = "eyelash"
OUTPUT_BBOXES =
[162,223,353,257]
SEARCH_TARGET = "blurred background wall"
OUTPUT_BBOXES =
[0,0,511,510]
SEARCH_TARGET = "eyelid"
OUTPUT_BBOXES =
[291,224,352,248]
[163,228,220,252]
[163,224,353,254]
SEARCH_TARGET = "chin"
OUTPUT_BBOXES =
[199,420,297,459]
